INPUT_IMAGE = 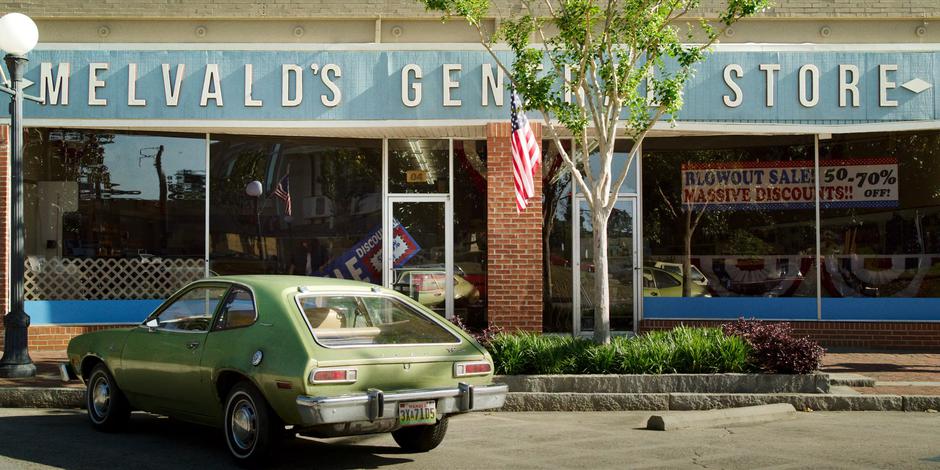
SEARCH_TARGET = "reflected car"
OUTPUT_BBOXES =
[652,261,709,287]
[65,275,506,464]
[642,267,711,297]
[393,268,481,307]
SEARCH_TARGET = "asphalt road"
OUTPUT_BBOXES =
[0,408,938,469]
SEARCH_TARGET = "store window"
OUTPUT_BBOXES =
[23,129,206,305]
[453,140,487,328]
[208,136,383,284]
[819,131,940,319]
[642,135,818,319]
[388,139,449,194]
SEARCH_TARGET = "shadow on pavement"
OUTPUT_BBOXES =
[0,410,414,469]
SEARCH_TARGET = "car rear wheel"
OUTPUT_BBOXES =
[391,416,449,452]
[224,382,279,465]
[86,363,131,432]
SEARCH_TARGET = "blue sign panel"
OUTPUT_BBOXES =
[20,48,938,123]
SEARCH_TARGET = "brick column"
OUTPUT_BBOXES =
[486,122,543,332]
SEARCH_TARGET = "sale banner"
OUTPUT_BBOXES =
[315,219,421,283]
[681,158,898,210]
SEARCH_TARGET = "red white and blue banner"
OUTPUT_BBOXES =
[681,158,899,210]
[315,219,420,284]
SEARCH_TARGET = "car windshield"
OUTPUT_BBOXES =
[297,294,460,347]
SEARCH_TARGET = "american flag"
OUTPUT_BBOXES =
[510,90,541,212]
[273,174,292,216]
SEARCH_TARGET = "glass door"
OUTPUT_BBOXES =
[384,196,453,319]
[573,196,638,334]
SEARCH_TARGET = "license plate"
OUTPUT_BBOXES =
[398,400,437,427]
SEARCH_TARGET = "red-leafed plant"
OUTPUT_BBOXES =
[722,319,825,374]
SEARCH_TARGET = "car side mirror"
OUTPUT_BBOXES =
[145,318,159,331]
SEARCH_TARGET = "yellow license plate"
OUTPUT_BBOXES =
[398,400,437,426]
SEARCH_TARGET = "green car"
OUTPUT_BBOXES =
[65,275,506,464]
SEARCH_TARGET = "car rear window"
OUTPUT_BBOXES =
[297,295,460,347]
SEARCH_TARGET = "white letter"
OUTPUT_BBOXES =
[127,63,146,106]
[722,64,743,108]
[88,63,108,106]
[200,64,223,107]
[839,64,860,107]
[320,64,342,107]
[244,64,262,107]
[345,257,364,281]
[799,64,819,108]
[879,64,898,107]
[162,64,185,107]
[482,64,504,107]
[443,63,462,107]
[282,64,303,107]
[759,63,781,107]
[40,62,70,105]
[401,64,422,107]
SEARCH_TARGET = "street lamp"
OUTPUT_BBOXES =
[0,13,41,378]
[245,180,266,269]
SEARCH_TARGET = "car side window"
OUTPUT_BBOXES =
[653,270,681,288]
[214,287,257,331]
[153,286,227,332]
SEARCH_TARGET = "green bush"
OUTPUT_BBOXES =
[487,327,753,375]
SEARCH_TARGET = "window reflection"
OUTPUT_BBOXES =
[453,140,487,328]
[208,136,383,284]
[23,129,206,301]
[642,135,818,303]
[388,139,449,193]
[820,131,940,300]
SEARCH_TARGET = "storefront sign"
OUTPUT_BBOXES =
[316,220,420,283]
[681,158,899,210]
[20,48,939,123]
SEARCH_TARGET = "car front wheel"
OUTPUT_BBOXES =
[224,382,278,465]
[391,416,449,452]
[86,363,131,432]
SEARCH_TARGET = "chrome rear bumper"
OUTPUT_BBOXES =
[296,382,508,426]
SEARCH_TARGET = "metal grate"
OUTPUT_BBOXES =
[25,257,206,300]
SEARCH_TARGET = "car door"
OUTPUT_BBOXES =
[120,283,229,418]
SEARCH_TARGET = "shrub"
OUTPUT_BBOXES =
[722,319,825,374]
[484,327,751,375]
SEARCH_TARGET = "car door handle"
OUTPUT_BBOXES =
[187,341,200,350]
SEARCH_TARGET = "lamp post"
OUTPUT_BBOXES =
[0,13,41,378]
[245,180,266,270]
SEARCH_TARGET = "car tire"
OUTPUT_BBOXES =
[224,382,279,465]
[86,363,131,432]
[391,416,449,452]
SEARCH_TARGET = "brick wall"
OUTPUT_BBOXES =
[640,319,940,350]
[10,0,940,19]
[486,122,543,332]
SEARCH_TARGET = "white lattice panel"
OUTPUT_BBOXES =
[25,257,206,300]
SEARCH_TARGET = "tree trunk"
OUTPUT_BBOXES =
[682,209,693,297]
[592,207,611,344]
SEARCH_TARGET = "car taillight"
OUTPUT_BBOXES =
[454,360,492,377]
[309,368,358,384]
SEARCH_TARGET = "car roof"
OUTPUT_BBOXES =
[206,275,381,294]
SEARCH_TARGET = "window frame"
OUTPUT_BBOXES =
[211,283,260,332]
[141,281,232,334]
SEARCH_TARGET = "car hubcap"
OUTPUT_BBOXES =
[230,398,257,451]
[92,376,110,418]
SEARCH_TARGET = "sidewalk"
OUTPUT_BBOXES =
[820,350,940,396]
[0,350,937,410]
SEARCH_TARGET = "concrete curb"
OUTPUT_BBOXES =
[0,387,83,408]
[2,387,938,413]
[646,403,797,431]
[495,373,830,394]
[503,392,940,412]
[827,373,877,387]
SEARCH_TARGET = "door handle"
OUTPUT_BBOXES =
[187,341,200,350]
